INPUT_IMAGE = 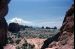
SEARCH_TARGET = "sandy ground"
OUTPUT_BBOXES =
[4,38,46,49]
[27,38,46,49]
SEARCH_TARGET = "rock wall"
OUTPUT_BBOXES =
[0,0,10,49]
[41,4,74,49]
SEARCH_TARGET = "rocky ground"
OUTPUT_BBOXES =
[27,38,46,49]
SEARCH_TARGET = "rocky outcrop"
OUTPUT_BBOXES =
[8,23,20,33]
[0,18,8,48]
[0,0,10,18]
[41,4,74,49]
[60,4,74,33]
[0,0,10,49]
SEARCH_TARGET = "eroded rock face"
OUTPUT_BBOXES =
[41,4,74,49]
[0,0,10,48]
[0,18,8,45]
[8,23,20,33]
[0,0,10,18]
[60,4,74,33]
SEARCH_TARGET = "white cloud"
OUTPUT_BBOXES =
[8,17,32,26]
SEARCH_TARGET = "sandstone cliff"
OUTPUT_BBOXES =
[0,0,10,49]
[41,4,74,49]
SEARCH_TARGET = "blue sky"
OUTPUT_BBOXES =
[5,0,73,28]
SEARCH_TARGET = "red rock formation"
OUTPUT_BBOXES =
[0,0,10,18]
[41,4,74,49]
[0,0,10,49]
